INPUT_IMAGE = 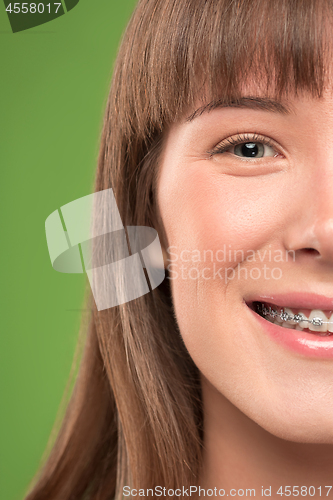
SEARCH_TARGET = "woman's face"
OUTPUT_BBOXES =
[157,87,333,443]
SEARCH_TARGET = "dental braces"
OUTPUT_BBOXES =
[255,302,333,327]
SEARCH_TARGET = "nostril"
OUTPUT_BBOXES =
[302,248,320,256]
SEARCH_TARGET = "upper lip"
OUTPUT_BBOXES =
[245,292,333,311]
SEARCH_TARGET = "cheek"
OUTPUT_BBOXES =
[159,161,284,269]
[158,162,280,346]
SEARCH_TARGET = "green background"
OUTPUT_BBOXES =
[0,1,137,498]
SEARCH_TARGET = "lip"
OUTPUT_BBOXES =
[246,292,333,311]
[245,293,333,358]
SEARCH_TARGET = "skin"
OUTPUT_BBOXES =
[157,88,333,494]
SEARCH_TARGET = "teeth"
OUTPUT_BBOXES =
[308,310,327,332]
[275,309,283,322]
[328,313,333,333]
[285,308,297,325]
[256,302,333,334]
[281,321,295,329]
[296,312,308,329]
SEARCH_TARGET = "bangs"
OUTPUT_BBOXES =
[122,0,333,134]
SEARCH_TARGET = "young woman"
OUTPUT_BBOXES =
[26,0,333,498]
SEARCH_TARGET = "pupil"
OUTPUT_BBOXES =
[241,142,258,157]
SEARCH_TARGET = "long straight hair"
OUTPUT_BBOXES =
[25,1,332,498]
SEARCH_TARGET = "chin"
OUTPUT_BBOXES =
[251,406,333,444]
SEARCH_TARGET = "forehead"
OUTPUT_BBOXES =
[183,68,333,125]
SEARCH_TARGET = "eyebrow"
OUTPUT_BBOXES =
[186,96,292,121]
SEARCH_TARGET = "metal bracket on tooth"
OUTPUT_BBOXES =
[256,303,331,326]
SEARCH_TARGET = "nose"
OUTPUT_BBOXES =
[283,169,333,266]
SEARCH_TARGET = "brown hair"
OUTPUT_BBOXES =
[25,0,333,498]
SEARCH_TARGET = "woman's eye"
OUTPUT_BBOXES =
[208,135,282,161]
[231,142,276,158]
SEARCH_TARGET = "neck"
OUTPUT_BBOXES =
[199,376,333,498]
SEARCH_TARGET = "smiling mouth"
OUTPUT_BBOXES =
[250,301,333,336]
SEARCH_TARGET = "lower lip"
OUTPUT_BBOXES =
[248,305,333,358]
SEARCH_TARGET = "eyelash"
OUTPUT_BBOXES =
[208,133,279,157]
